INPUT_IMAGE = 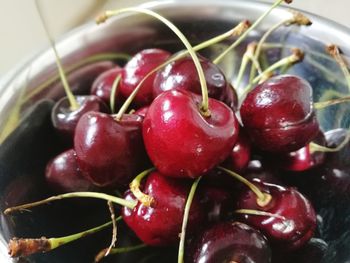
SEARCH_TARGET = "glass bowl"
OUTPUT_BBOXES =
[1,0,350,262]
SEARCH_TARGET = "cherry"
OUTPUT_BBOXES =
[74,111,148,188]
[236,181,317,250]
[51,95,109,142]
[275,131,326,172]
[153,54,237,109]
[224,83,239,111]
[189,221,271,263]
[122,171,205,246]
[224,128,252,173]
[143,89,239,178]
[199,185,233,223]
[120,48,171,106]
[90,66,125,107]
[134,106,149,118]
[314,128,350,195]
[240,75,319,152]
[45,149,95,193]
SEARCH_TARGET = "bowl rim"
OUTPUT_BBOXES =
[1,0,350,94]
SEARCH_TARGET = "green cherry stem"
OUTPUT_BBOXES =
[97,7,210,116]
[213,0,293,65]
[24,53,130,103]
[250,11,311,82]
[110,74,122,114]
[178,176,202,263]
[218,166,271,207]
[8,218,120,258]
[239,48,304,99]
[314,96,350,109]
[35,0,79,110]
[235,209,286,220]
[327,44,350,93]
[129,167,156,207]
[95,244,147,262]
[4,192,136,215]
[310,130,350,153]
[112,20,249,120]
[235,42,258,90]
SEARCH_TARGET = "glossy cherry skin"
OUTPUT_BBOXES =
[90,66,125,107]
[315,128,350,195]
[276,131,326,172]
[74,112,148,188]
[134,106,149,118]
[51,95,109,141]
[189,221,271,263]
[240,75,319,152]
[143,90,239,178]
[120,49,171,106]
[153,55,237,108]
[122,171,205,246]
[236,181,317,250]
[199,186,233,223]
[225,128,252,173]
[45,149,95,193]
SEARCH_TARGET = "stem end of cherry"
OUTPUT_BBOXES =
[8,237,51,258]
[257,193,272,207]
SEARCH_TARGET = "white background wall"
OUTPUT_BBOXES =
[0,0,349,76]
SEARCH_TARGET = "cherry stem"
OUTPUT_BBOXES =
[129,167,156,207]
[235,42,258,90]
[113,20,249,120]
[178,176,202,263]
[310,130,350,153]
[314,95,350,109]
[97,8,210,116]
[35,0,79,110]
[8,218,119,258]
[239,48,304,99]
[105,201,118,258]
[250,11,311,82]
[95,244,146,262]
[218,166,271,207]
[24,52,130,103]
[235,209,286,221]
[110,74,122,114]
[213,0,292,64]
[4,192,136,215]
[327,45,350,93]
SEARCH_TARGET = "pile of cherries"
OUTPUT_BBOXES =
[5,2,350,263]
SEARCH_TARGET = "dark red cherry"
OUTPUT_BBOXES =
[276,131,326,172]
[143,90,239,178]
[122,171,205,246]
[120,49,171,106]
[224,128,252,173]
[189,221,271,263]
[45,149,95,193]
[199,186,233,223]
[240,75,319,152]
[74,112,148,188]
[153,55,237,109]
[315,128,350,195]
[51,95,109,142]
[224,83,239,111]
[236,181,317,250]
[134,106,149,118]
[90,66,125,107]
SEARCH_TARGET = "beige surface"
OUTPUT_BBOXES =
[0,0,349,76]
